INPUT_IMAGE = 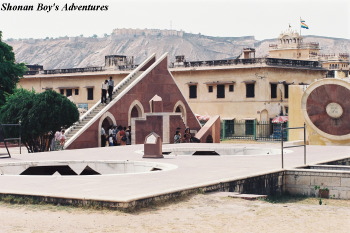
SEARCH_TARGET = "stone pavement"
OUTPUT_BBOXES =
[0,143,349,205]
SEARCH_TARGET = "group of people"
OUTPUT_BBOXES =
[101,76,114,104]
[174,128,200,143]
[50,129,66,151]
[101,125,131,147]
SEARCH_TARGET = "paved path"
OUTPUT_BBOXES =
[0,143,349,203]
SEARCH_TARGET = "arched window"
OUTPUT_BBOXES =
[128,100,145,126]
[131,105,141,118]
[173,101,187,125]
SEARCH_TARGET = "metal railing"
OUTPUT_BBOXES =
[171,58,322,69]
[221,120,287,142]
[43,66,105,74]
[0,123,21,158]
[281,123,306,169]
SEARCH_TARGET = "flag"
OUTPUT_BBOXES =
[300,18,309,29]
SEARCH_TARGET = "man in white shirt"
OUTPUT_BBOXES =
[101,80,108,104]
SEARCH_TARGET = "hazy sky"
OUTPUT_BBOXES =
[1,0,349,40]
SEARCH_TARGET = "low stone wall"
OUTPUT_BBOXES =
[0,171,284,211]
[284,169,350,199]
[224,172,284,196]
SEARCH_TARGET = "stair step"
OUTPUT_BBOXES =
[66,71,143,142]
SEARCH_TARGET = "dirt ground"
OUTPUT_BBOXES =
[1,193,350,233]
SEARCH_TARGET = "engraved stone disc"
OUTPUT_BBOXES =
[301,79,350,140]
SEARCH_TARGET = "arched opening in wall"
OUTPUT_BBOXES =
[175,106,180,112]
[173,101,187,125]
[175,105,186,123]
[101,117,114,147]
[260,109,268,122]
[206,135,213,143]
[260,109,270,138]
[131,105,141,118]
[127,101,145,142]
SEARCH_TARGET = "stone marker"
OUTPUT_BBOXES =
[143,132,163,158]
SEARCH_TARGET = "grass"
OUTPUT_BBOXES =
[262,194,350,207]
[0,194,113,213]
[263,194,309,204]
[0,191,200,213]
[0,195,45,205]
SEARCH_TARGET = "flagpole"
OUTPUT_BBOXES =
[299,17,301,36]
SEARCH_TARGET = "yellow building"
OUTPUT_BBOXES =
[269,28,320,60]
[269,28,349,79]
[20,55,133,110]
[20,29,350,140]
[170,57,325,122]
[21,56,325,121]
[320,53,350,78]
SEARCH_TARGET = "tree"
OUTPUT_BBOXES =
[0,31,27,106]
[0,89,79,152]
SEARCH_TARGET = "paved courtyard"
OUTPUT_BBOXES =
[0,143,349,204]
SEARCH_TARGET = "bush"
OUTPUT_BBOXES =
[0,89,79,152]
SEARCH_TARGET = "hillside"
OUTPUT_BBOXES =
[6,29,350,70]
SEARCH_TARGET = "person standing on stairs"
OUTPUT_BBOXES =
[101,80,108,104]
[108,76,114,102]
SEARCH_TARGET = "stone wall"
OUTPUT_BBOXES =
[67,54,203,149]
[284,169,350,199]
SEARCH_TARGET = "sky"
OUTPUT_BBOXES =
[0,0,349,40]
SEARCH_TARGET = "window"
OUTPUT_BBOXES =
[270,83,277,98]
[208,86,213,93]
[75,89,79,95]
[229,84,234,92]
[189,85,197,99]
[87,88,94,100]
[60,89,64,95]
[246,83,255,98]
[217,84,225,98]
[66,89,72,97]
[284,84,289,99]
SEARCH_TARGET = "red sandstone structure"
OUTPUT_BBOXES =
[64,53,220,149]
[143,132,163,158]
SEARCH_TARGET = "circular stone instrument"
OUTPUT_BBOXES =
[301,78,350,140]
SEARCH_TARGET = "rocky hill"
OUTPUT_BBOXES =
[6,29,350,70]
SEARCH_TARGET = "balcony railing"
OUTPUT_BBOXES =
[171,58,322,69]
[24,65,139,76]
[43,66,105,75]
